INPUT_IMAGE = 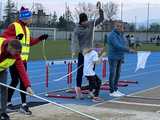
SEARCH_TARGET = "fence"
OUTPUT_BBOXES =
[1,27,160,43]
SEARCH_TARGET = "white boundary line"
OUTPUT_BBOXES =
[109,100,160,107]
[91,77,160,107]
[121,69,160,79]
[126,85,160,97]
[124,96,160,100]
[91,85,160,107]
[122,63,160,72]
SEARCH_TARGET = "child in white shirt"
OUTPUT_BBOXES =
[83,47,105,102]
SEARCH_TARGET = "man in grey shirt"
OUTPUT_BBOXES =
[71,2,104,99]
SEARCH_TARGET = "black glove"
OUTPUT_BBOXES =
[16,33,24,40]
[39,34,48,40]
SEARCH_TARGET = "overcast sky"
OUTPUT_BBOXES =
[1,0,160,23]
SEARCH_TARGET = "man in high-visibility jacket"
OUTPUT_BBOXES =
[0,37,33,120]
[1,6,48,115]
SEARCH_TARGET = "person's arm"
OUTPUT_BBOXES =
[95,8,104,26]
[110,35,130,52]
[15,55,34,95]
[93,52,106,64]
[93,59,101,64]
[30,37,41,46]
[88,8,104,28]
[30,34,48,46]
[92,51,101,64]
[15,54,31,88]
[1,24,16,39]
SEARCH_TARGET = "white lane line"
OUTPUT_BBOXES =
[121,69,160,79]
[108,100,160,107]
[91,79,160,107]
[127,85,160,97]
[122,63,160,72]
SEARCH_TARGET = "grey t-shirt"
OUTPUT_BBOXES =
[71,9,104,53]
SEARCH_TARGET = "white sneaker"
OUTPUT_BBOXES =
[109,92,119,97]
[88,92,95,99]
[115,90,125,96]
[109,91,125,97]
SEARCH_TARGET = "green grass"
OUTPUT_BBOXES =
[29,40,71,60]
[29,40,160,61]
[136,43,160,51]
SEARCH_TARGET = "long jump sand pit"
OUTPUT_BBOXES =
[9,103,160,120]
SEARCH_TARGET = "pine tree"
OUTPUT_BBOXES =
[4,0,17,26]
[50,11,58,27]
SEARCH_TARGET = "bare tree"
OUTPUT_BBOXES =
[50,11,58,27]
[74,2,97,22]
[64,4,74,23]
[34,3,44,13]
[104,2,118,21]
[64,4,75,30]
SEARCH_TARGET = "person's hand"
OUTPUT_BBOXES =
[101,52,106,57]
[26,87,34,96]
[72,52,76,58]
[39,34,48,40]
[16,33,24,40]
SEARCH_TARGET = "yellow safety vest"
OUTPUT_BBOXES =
[13,22,30,61]
[0,37,16,72]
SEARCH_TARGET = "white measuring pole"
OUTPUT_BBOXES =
[0,82,100,120]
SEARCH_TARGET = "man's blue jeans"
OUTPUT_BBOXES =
[108,59,122,93]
